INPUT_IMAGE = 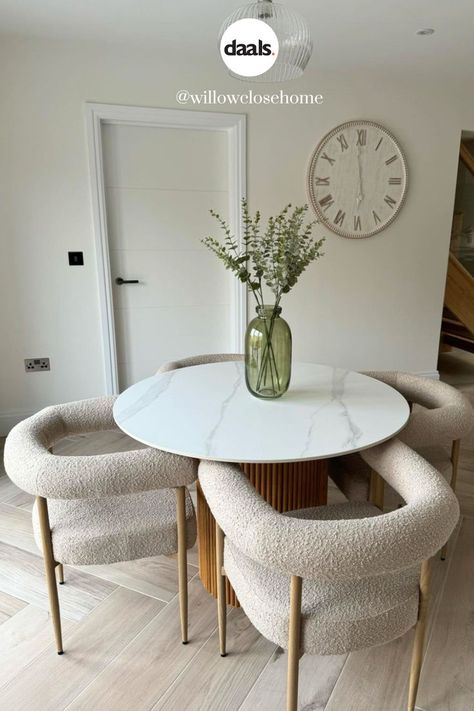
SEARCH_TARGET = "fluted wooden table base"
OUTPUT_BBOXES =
[197,460,328,607]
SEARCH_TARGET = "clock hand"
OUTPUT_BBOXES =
[356,145,364,207]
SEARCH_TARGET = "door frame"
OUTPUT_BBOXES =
[85,102,247,394]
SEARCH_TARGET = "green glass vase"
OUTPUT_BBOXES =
[245,305,292,399]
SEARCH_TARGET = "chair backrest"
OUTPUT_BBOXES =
[363,371,473,448]
[4,396,197,500]
[199,438,459,582]
[157,353,244,374]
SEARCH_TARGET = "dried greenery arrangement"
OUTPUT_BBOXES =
[203,200,324,311]
[203,200,325,396]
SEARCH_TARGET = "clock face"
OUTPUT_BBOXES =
[307,121,408,238]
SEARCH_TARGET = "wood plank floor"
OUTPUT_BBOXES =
[1,352,474,710]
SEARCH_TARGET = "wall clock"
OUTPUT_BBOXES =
[307,120,408,238]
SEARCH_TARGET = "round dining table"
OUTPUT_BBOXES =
[113,361,409,605]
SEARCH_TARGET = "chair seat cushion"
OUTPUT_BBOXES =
[33,488,196,566]
[224,501,420,656]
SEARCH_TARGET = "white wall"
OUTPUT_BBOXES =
[1,35,473,433]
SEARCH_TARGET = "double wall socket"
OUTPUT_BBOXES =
[25,358,50,372]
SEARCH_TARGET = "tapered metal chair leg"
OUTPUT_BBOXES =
[36,496,63,655]
[56,563,64,584]
[176,486,188,644]
[216,523,227,657]
[370,470,385,510]
[287,575,302,711]
[407,559,431,711]
[441,439,461,561]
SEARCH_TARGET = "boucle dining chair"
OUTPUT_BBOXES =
[330,371,473,558]
[199,439,459,711]
[157,352,244,374]
[4,396,197,655]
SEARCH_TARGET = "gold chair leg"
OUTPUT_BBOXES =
[441,439,461,561]
[407,559,431,711]
[56,563,64,584]
[176,486,188,644]
[369,470,385,510]
[36,496,63,654]
[216,523,227,657]
[287,575,302,711]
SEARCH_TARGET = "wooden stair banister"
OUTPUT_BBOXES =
[460,141,474,176]
[444,253,474,337]
[440,139,474,354]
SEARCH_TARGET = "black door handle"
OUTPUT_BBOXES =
[115,277,140,285]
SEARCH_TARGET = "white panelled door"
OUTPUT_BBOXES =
[101,124,236,390]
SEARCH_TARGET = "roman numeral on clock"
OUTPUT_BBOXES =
[334,210,346,226]
[356,129,367,146]
[321,152,336,166]
[385,155,398,165]
[375,137,383,151]
[354,215,362,231]
[388,177,401,185]
[314,176,330,185]
[384,194,397,209]
[319,194,334,211]
[373,211,381,225]
[337,133,349,151]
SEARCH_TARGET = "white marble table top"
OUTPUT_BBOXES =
[113,361,410,463]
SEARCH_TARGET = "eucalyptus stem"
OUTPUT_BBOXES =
[257,340,279,394]
[256,307,280,392]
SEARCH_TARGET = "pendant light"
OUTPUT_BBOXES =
[219,0,313,82]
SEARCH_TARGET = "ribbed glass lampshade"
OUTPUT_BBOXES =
[219,1,312,82]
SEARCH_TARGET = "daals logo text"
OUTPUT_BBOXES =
[223,39,273,57]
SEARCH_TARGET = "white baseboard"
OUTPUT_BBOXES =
[414,370,440,379]
[0,410,33,437]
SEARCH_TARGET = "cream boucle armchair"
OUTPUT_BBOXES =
[199,439,459,711]
[157,352,244,373]
[330,371,473,557]
[4,396,198,655]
